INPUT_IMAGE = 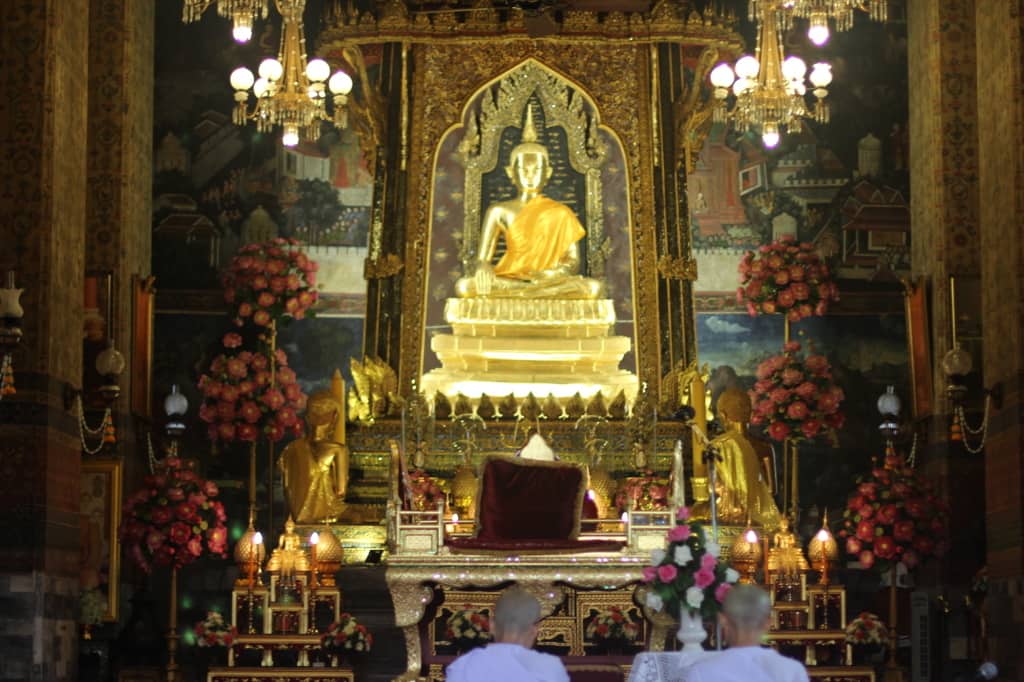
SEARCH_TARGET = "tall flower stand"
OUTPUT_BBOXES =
[167,568,179,682]
[882,566,905,682]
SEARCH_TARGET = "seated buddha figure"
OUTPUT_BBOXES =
[279,389,349,524]
[455,107,603,300]
[767,515,810,579]
[708,388,781,529]
[266,516,310,584]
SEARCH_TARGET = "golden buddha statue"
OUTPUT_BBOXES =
[266,516,310,583]
[704,388,781,529]
[279,372,349,524]
[767,515,810,578]
[419,104,638,402]
[454,107,603,300]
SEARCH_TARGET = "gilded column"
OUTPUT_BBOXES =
[86,0,155,444]
[975,0,1024,676]
[0,0,90,679]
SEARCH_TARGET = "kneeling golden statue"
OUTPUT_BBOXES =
[697,388,781,529]
[279,384,348,524]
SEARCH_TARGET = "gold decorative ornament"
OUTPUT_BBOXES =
[730,525,764,584]
[807,512,839,586]
[656,254,699,281]
[312,527,344,586]
[364,253,404,279]
[234,514,266,587]
[766,515,810,581]
[348,356,400,424]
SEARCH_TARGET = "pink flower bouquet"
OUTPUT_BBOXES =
[222,238,319,327]
[838,454,949,574]
[737,236,839,320]
[641,508,739,619]
[198,339,308,444]
[119,457,228,573]
[748,341,845,442]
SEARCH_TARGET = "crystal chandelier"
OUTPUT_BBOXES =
[228,0,353,147]
[751,0,888,46]
[709,0,832,148]
[182,0,269,43]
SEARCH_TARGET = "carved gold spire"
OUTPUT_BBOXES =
[521,104,539,144]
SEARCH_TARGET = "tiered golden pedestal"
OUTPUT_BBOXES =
[766,576,875,682]
[208,577,349,682]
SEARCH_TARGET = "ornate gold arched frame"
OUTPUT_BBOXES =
[399,41,661,395]
[419,59,639,379]
[455,59,610,278]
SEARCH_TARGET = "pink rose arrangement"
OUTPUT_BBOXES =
[222,238,319,327]
[614,471,670,513]
[194,611,237,647]
[736,236,839,320]
[584,606,640,643]
[641,508,739,620]
[838,454,950,574]
[198,340,307,444]
[748,341,845,442]
[119,457,228,573]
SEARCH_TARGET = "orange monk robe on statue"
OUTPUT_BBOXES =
[493,196,586,279]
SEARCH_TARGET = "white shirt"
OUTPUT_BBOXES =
[446,643,569,682]
[684,646,809,682]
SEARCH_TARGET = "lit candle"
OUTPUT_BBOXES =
[251,531,263,588]
[309,532,319,589]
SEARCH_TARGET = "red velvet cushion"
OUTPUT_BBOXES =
[476,457,585,541]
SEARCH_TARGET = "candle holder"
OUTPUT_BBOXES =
[307,532,320,634]
[730,526,763,584]
[807,513,838,586]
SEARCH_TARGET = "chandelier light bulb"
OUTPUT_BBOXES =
[328,70,353,95]
[253,77,270,98]
[782,56,807,81]
[258,58,283,82]
[808,12,830,45]
[733,78,753,96]
[282,125,300,147]
[96,342,126,377]
[232,14,254,43]
[735,55,760,79]
[710,63,736,88]
[810,62,834,87]
[230,66,255,91]
[762,122,781,148]
[305,58,330,83]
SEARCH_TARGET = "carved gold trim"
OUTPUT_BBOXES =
[364,253,404,279]
[674,46,722,174]
[656,254,699,281]
[318,0,740,48]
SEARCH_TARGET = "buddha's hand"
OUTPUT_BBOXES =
[474,262,495,295]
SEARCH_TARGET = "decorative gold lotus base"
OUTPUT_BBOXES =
[421,297,639,400]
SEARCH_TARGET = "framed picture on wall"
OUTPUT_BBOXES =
[131,276,156,418]
[81,458,122,621]
[903,277,933,419]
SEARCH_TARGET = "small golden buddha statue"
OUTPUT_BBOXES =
[703,388,781,529]
[455,107,603,300]
[767,515,810,578]
[266,516,310,583]
[279,375,349,524]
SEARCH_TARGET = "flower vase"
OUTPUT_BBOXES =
[677,607,707,656]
